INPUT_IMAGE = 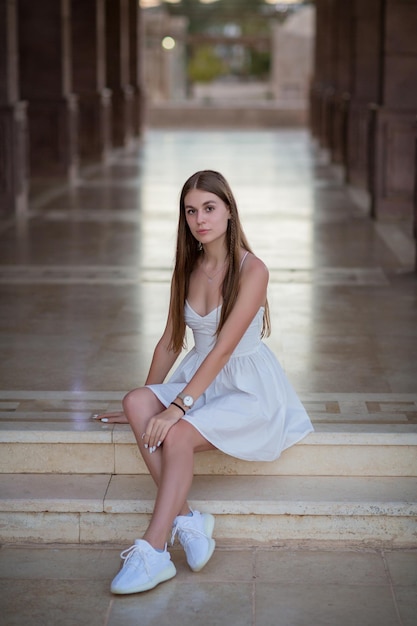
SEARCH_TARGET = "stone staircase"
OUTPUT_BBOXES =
[1,412,416,547]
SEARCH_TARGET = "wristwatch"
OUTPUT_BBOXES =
[177,392,194,409]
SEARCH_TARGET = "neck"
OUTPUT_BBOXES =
[201,241,228,266]
[202,253,227,267]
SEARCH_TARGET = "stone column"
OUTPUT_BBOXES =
[129,0,145,137]
[370,0,417,220]
[71,0,112,162]
[414,137,417,270]
[341,0,383,201]
[0,0,28,214]
[310,0,337,146]
[106,0,134,148]
[311,0,417,238]
[329,0,352,168]
[18,0,78,181]
[311,1,383,191]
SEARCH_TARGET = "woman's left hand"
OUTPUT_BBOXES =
[142,404,184,453]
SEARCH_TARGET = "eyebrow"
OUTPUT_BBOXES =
[185,199,217,209]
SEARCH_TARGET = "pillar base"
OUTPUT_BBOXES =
[0,101,29,215]
[346,102,372,194]
[131,85,146,138]
[111,86,134,149]
[77,89,112,163]
[27,95,79,182]
[371,108,417,221]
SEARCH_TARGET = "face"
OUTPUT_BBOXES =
[184,189,230,247]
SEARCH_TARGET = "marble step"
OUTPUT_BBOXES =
[0,473,416,546]
[1,422,416,477]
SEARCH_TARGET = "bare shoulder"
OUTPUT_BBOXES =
[241,252,269,280]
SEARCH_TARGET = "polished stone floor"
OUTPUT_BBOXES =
[0,543,416,626]
[0,130,416,402]
[0,129,416,624]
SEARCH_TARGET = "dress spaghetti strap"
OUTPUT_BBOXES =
[239,251,250,271]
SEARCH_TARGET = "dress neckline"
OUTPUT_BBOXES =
[186,300,265,319]
[186,251,251,318]
[185,300,221,319]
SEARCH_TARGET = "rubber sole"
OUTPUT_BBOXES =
[190,537,216,572]
[111,562,177,595]
[189,513,216,573]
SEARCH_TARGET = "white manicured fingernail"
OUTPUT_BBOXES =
[144,444,148,449]
[92,414,99,419]
[157,441,162,447]
[101,418,108,423]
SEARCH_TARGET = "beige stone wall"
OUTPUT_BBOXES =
[143,11,188,102]
[270,5,315,108]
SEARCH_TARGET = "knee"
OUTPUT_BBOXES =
[163,421,194,454]
[123,387,164,430]
[122,389,137,415]
[123,388,146,426]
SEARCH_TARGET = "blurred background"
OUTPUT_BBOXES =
[141,0,313,119]
[1,0,416,251]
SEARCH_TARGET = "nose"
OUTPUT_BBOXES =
[196,210,205,225]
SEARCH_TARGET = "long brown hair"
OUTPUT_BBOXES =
[169,170,270,352]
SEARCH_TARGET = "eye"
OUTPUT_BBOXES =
[186,208,195,215]
[205,205,215,212]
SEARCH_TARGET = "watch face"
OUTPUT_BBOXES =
[183,395,193,407]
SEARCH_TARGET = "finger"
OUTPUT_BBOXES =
[148,422,172,453]
[92,412,128,424]
[101,416,129,424]
[147,428,161,453]
[92,412,120,419]
[141,419,154,449]
[146,422,164,453]
[149,441,162,454]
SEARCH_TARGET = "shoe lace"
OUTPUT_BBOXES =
[119,544,151,578]
[171,519,207,548]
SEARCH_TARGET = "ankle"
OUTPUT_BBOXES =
[142,535,166,552]
[178,507,192,517]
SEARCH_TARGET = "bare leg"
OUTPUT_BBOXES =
[123,388,203,518]
[143,419,214,550]
[123,387,166,489]
[123,387,215,550]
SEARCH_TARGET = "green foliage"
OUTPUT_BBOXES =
[163,0,273,34]
[158,0,305,81]
[248,49,270,77]
[188,45,226,83]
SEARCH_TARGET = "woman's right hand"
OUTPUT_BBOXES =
[142,403,184,452]
[92,411,129,424]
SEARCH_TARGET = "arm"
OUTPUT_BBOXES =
[145,274,183,384]
[93,281,181,424]
[144,255,269,448]
[144,322,181,386]
[181,254,269,401]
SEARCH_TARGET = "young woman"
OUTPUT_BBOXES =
[93,170,314,595]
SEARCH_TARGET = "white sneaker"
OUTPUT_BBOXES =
[171,510,215,572]
[110,539,176,594]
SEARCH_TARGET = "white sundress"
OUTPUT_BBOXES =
[147,294,314,462]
